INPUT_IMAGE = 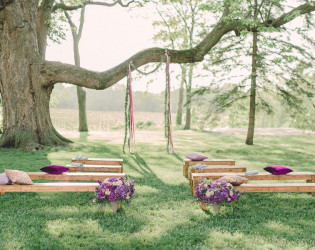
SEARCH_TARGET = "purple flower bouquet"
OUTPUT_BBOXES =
[196,179,241,214]
[94,177,135,212]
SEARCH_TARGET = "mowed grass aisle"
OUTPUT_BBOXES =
[0,130,314,249]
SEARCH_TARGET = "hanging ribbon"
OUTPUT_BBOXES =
[165,50,175,154]
[129,61,136,153]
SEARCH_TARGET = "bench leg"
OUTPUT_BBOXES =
[307,177,315,195]
[183,162,189,178]
[199,202,207,211]
[1,191,5,196]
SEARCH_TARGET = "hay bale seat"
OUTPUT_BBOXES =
[191,172,315,196]
[183,159,235,178]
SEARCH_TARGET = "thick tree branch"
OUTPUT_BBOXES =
[38,47,200,89]
[37,0,54,58]
[272,2,315,27]
[53,0,138,12]
[40,1,315,91]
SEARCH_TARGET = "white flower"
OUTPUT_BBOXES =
[206,191,211,197]
[105,189,111,195]
[115,180,123,186]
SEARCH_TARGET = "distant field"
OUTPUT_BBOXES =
[50,108,169,131]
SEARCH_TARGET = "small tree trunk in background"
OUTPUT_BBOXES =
[184,64,194,130]
[176,65,186,126]
[77,86,88,131]
[74,41,88,131]
[245,31,258,145]
[66,9,88,132]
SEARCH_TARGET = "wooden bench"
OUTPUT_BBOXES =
[72,158,123,166]
[27,172,125,181]
[0,182,99,195]
[189,165,246,182]
[183,159,235,178]
[0,172,126,195]
[191,172,315,196]
[235,183,315,193]
[199,183,315,210]
[66,164,122,173]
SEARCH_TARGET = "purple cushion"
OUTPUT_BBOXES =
[0,173,12,185]
[40,165,69,175]
[264,165,293,175]
[185,153,208,161]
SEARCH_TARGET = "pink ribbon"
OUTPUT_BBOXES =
[129,61,136,153]
[165,50,175,153]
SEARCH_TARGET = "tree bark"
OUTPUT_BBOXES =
[0,1,70,149]
[184,63,194,130]
[176,65,186,126]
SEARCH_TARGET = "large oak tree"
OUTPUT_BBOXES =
[0,0,314,149]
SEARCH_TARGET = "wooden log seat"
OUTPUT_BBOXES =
[191,172,315,196]
[66,164,122,173]
[183,159,235,178]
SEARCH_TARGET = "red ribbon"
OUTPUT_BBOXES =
[129,61,136,153]
[165,50,175,153]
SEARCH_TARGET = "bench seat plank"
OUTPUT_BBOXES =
[183,159,235,178]
[235,183,315,193]
[1,182,99,195]
[72,158,123,166]
[189,166,246,181]
[191,172,315,194]
[66,164,122,173]
[193,183,315,196]
[27,172,125,181]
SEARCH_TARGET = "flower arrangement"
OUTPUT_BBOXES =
[94,177,135,212]
[196,179,241,214]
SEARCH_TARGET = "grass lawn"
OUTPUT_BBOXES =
[0,130,314,249]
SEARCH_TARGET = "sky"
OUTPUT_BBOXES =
[46,4,167,93]
[46,2,314,94]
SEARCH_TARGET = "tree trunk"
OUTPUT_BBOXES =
[184,63,194,130]
[77,86,88,131]
[176,65,186,126]
[0,1,70,149]
[73,35,88,132]
[245,31,258,145]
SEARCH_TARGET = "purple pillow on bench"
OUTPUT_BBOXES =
[264,165,293,175]
[185,153,208,161]
[40,165,69,175]
[0,173,12,185]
